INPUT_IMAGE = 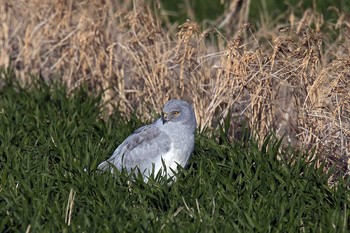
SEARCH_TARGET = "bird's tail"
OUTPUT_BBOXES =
[97,161,109,171]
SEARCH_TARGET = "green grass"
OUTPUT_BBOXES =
[0,68,349,232]
[150,0,350,25]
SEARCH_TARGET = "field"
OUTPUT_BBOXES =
[0,69,349,232]
[1,0,350,232]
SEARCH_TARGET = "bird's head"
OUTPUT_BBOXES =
[161,99,197,131]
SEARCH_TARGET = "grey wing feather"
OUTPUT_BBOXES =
[98,124,172,174]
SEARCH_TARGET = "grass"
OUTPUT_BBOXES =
[1,69,349,232]
[149,0,350,25]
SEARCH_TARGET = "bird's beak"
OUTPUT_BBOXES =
[162,112,168,124]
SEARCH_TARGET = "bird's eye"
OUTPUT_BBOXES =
[173,111,180,117]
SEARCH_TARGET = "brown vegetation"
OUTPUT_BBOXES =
[1,0,349,178]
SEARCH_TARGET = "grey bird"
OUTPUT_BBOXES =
[98,99,197,180]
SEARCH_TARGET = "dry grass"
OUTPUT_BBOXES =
[1,0,349,177]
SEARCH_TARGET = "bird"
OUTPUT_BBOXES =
[98,99,197,180]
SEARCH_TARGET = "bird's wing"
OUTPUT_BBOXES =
[98,124,172,173]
